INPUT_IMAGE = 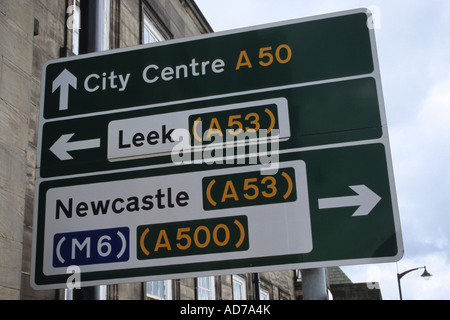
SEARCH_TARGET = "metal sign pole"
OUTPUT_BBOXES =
[253,273,261,300]
[300,268,328,300]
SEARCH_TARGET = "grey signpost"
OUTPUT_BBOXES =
[32,9,403,294]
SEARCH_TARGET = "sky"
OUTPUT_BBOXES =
[195,0,450,300]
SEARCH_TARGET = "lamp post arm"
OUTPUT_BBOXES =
[397,266,425,300]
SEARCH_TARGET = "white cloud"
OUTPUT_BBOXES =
[417,79,450,144]
[390,77,450,261]
[391,77,450,184]
[391,76,450,196]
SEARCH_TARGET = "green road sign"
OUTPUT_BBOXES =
[33,9,403,289]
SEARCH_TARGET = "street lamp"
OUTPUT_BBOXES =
[397,266,432,300]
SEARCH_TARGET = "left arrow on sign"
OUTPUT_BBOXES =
[50,133,101,161]
[52,69,77,111]
[318,185,381,217]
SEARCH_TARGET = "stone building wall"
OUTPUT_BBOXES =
[0,0,36,300]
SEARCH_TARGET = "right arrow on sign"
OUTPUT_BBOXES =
[52,69,77,111]
[318,185,381,217]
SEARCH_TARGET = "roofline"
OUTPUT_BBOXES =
[181,0,214,33]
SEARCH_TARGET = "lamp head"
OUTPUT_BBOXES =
[421,266,432,280]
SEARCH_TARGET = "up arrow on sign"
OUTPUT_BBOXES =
[318,185,382,217]
[52,69,77,111]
